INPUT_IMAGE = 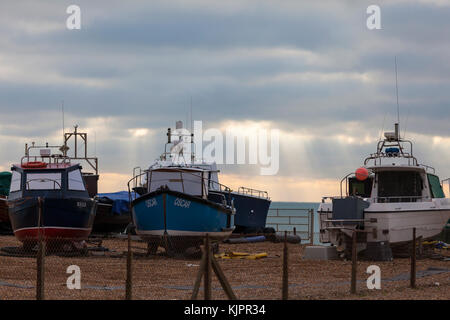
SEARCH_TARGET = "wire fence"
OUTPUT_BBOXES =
[0,230,448,300]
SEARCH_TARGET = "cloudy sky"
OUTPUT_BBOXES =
[0,0,449,201]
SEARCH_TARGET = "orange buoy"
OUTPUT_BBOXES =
[22,161,47,169]
[355,167,369,181]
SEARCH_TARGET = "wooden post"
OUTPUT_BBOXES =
[211,257,237,300]
[191,250,207,300]
[411,228,416,289]
[351,230,357,294]
[36,197,45,300]
[282,231,289,300]
[309,209,314,245]
[192,238,238,300]
[125,231,133,300]
[204,234,212,300]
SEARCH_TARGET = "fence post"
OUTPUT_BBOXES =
[282,231,289,300]
[125,231,133,300]
[410,228,416,289]
[309,209,314,245]
[36,197,45,300]
[204,234,212,300]
[350,230,357,294]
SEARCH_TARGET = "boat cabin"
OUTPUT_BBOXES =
[347,124,447,203]
[146,167,209,198]
[348,166,446,203]
[8,162,90,201]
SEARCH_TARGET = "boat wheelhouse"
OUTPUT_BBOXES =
[318,124,450,260]
[7,141,97,245]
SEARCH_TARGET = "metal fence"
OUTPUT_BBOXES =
[266,208,314,244]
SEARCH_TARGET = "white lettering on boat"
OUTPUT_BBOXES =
[145,198,157,208]
[174,198,191,208]
[77,202,86,208]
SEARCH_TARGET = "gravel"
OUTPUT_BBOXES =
[0,236,448,300]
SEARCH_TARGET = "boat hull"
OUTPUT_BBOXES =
[93,202,131,233]
[132,189,234,242]
[210,191,271,233]
[319,199,450,246]
[8,197,96,242]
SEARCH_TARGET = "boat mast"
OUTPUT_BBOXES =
[394,57,401,139]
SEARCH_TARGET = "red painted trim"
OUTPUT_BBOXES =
[15,227,91,241]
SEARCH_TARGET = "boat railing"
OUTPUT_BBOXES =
[21,153,71,167]
[373,195,428,203]
[364,152,418,167]
[419,164,436,174]
[364,138,418,167]
[132,167,143,189]
[21,126,99,175]
[237,187,269,199]
[208,180,232,193]
[126,168,234,204]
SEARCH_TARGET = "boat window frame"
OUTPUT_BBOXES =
[67,168,87,192]
[376,170,425,203]
[10,170,22,193]
[25,171,63,191]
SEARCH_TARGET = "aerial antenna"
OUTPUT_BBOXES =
[62,100,65,139]
[190,96,193,133]
[395,57,400,126]
[379,112,387,141]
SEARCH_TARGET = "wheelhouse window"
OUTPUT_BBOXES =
[377,171,423,203]
[10,171,22,192]
[148,170,207,196]
[349,177,373,198]
[68,170,86,191]
[427,174,445,199]
[26,172,62,190]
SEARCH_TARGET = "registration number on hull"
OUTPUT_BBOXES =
[145,198,157,208]
[174,198,191,209]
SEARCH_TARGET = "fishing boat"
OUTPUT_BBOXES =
[318,123,450,260]
[130,167,235,252]
[7,131,98,247]
[132,121,272,235]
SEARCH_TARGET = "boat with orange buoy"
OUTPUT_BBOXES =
[318,123,450,260]
[7,130,98,248]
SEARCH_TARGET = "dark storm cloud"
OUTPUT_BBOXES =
[0,0,448,182]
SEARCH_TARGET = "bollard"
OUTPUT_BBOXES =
[411,228,416,289]
[125,231,133,300]
[282,231,289,300]
[351,230,357,294]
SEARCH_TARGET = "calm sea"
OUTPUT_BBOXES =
[268,202,321,244]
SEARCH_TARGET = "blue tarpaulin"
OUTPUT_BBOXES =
[97,191,139,215]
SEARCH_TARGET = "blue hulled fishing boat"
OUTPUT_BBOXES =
[130,167,235,250]
[131,121,271,241]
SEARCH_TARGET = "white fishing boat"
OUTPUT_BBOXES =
[318,123,450,260]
